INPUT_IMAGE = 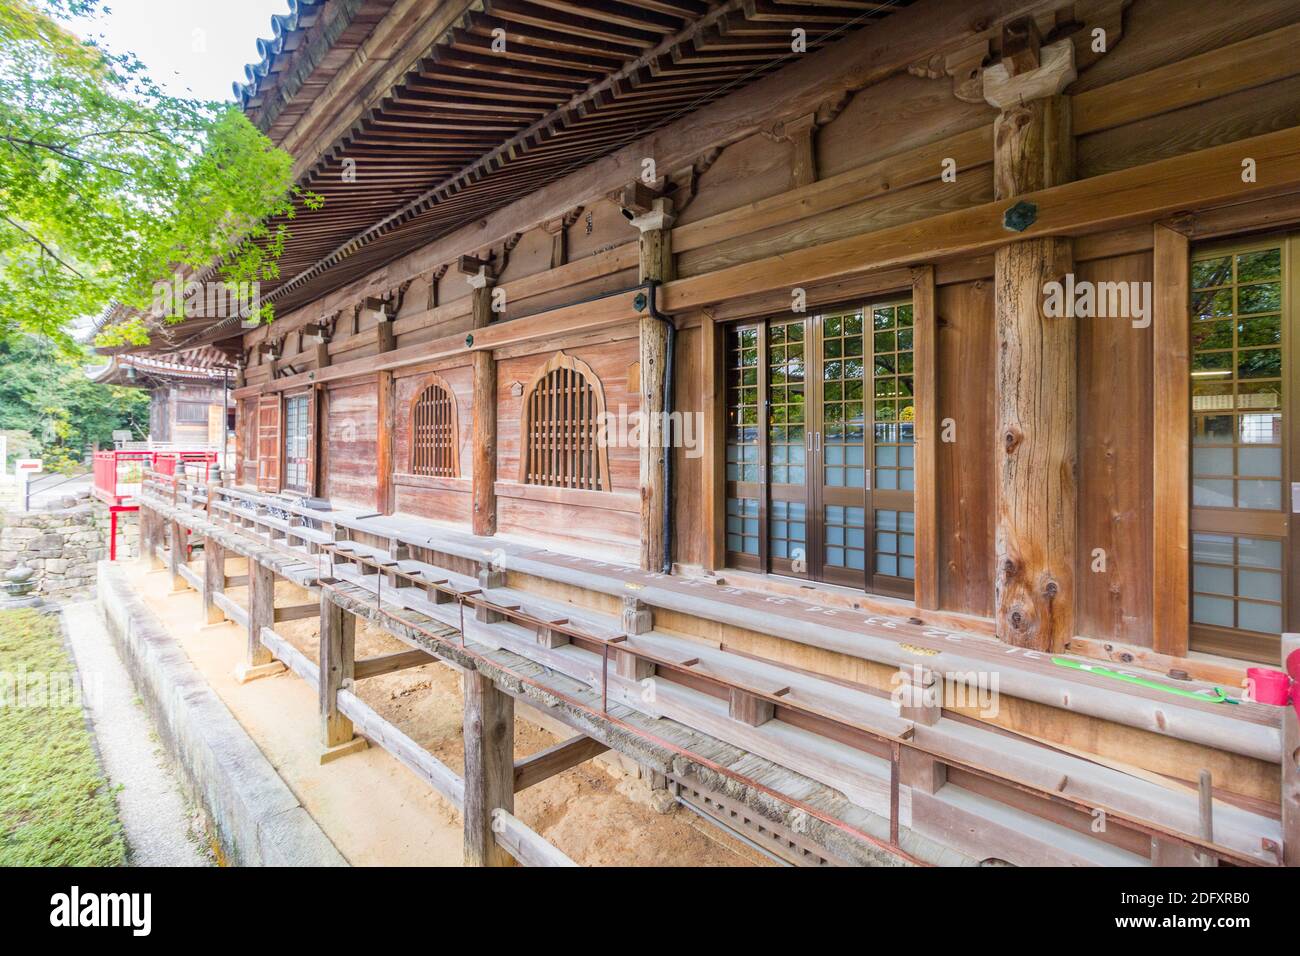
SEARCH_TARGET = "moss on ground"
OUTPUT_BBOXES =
[0,608,126,865]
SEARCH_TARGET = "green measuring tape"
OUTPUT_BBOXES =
[1051,657,1239,704]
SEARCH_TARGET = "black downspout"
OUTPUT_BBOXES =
[645,279,674,574]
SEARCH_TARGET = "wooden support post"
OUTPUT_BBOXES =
[375,310,395,354]
[1152,223,1191,656]
[468,266,497,537]
[536,622,570,649]
[236,560,284,682]
[786,112,818,189]
[631,196,675,573]
[320,595,365,761]
[314,384,327,497]
[168,520,185,592]
[462,668,516,867]
[202,538,225,625]
[620,595,652,635]
[728,688,774,727]
[896,664,942,725]
[1282,634,1299,867]
[985,34,1077,652]
[911,265,939,610]
[614,647,655,682]
[1197,769,1218,867]
[701,313,725,571]
[899,746,947,795]
[377,369,395,515]
[146,510,163,570]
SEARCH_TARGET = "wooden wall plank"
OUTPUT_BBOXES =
[1076,252,1155,647]
[936,278,996,617]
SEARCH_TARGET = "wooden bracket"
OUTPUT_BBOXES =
[983,38,1076,109]
[618,180,664,217]
[1001,16,1043,75]
[459,254,496,279]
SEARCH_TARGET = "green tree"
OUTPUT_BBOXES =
[0,334,148,469]
[0,0,319,348]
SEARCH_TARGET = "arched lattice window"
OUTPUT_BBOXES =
[520,351,611,491]
[410,375,460,477]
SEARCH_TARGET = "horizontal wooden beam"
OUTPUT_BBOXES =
[662,125,1300,312]
[274,603,320,623]
[212,592,248,629]
[234,123,1300,399]
[354,648,437,680]
[1074,22,1300,136]
[513,735,611,793]
[490,808,578,867]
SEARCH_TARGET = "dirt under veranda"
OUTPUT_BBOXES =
[137,552,768,866]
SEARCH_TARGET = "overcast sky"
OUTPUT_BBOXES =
[68,0,291,103]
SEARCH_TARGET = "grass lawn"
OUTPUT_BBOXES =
[0,608,126,865]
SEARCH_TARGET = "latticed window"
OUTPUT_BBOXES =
[410,378,459,477]
[521,351,610,491]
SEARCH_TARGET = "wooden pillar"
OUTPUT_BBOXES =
[984,30,1077,652]
[911,265,939,610]
[377,370,395,515]
[462,668,516,867]
[786,112,818,189]
[468,263,497,537]
[320,595,364,761]
[168,519,185,592]
[1152,223,1191,656]
[202,538,225,625]
[701,314,725,572]
[1283,633,1299,867]
[311,383,327,498]
[236,560,284,682]
[630,194,675,572]
[146,509,163,570]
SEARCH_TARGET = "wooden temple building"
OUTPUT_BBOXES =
[106,0,1300,866]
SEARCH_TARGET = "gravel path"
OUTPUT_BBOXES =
[61,601,213,867]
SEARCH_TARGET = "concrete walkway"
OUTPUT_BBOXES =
[61,601,212,867]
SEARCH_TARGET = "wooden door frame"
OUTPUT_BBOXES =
[719,288,921,600]
[282,390,312,494]
[256,392,283,493]
[1186,230,1294,662]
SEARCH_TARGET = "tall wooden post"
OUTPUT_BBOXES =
[145,509,163,570]
[467,262,497,537]
[202,538,225,625]
[319,595,365,762]
[912,265,939,610]
[236,560,284,682]
[984,28,1077,651]
[701,314,725,571]
[462,668,516,866]
[377,370,395,514]
[168,519,186,592]
[630,194,675,572]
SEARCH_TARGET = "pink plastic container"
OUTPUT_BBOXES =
[1246,667,1292,706]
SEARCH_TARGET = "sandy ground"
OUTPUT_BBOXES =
[62,601,213,866]
[135,553,767,866]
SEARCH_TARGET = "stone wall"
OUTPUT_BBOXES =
[0,495,139,601]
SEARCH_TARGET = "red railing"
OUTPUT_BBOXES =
[93,449,217,507]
